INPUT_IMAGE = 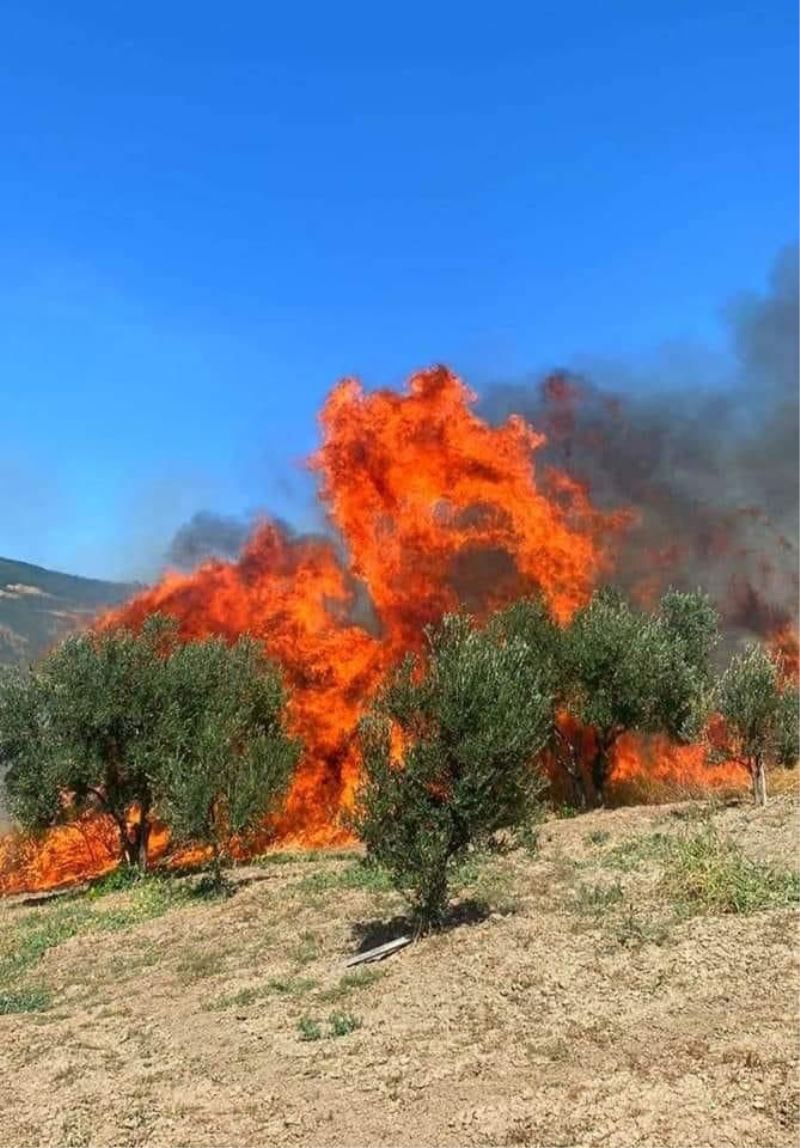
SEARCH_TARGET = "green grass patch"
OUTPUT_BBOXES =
[662,827,800,916]
[267,976,317,996]
[93,877,191,930]
[205,976,317,1012]
[451,852,489,887]
[602,832,672,873]
[86,866,145,898]
[0,986,51,1014]
[205,985,266,1011]
[293,860,394,895]
[254,849,357,869]
[0,904,90,983]
[0,876,192,990]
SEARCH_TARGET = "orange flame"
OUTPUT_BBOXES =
[0,365,744,894]
[769,622,799,683]
[608,731,747,804]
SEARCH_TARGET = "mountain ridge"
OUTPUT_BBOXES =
[0,556,139,667]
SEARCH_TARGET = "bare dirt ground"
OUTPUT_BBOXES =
[2,791,798,1148]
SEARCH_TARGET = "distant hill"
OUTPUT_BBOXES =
[0,557,139,667]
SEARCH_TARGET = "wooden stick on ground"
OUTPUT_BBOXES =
[343,935,412,968]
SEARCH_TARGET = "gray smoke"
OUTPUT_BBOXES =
[481,246,799,640]
[166,511,252,570]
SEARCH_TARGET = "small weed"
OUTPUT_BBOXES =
[175,949,219,983]
[106,942,161,978]
[0,986,51,1014]
[255,851,314,867]
[614,906,670,949]
[60,1113,92,1148]
[94,876,190,929]
[585,829,610,846]
[292,931,322,966]
[297,1011,362,1040]
[527,1035,570,1062]
[505,1117,536,1145]
[549,847,584,884]
[205,986,261,1011]
[662,827,800,915]
[297,1015,323,1041]
[574,880,624,915]
[328,1011,362,1038]
[318,967,384,1002]
[514,820,541,857]
[472,867,523,916]
[53,1064,81,1085]
[267,976,317,996]
[191,872,236,900]
[660,799,720,825]
[222,986,262,1010]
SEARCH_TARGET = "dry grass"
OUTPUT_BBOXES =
[0,794,798,1148]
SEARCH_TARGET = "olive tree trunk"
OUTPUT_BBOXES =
[752,757,768,806]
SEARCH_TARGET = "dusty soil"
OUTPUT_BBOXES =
[1,793,798,1148]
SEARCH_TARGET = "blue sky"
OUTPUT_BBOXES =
[1,1,796,580]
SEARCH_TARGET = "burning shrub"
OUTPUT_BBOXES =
[350,613,551,932]
[715,643,799,805]
[0,616,299,874]
[157,636,300,888]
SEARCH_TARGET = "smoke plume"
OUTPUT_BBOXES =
[481,246,799,643]
[165,511,252,570]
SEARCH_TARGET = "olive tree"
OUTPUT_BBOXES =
[1,616,179,869]
[0,666,64,831]
[158,636,300,887]
[775,686,800,770]
[565,588,718,805]
[489,596,586,804]
[351,613,553,932]
[0,616,300,874]
[716,643,798,805]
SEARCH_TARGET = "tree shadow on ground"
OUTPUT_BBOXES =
[350,898,492,951]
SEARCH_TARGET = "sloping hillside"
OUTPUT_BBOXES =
[0,557,137,667]
[1,791,798,1147]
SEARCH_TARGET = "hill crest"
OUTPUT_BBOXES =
[0,556,138,666]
